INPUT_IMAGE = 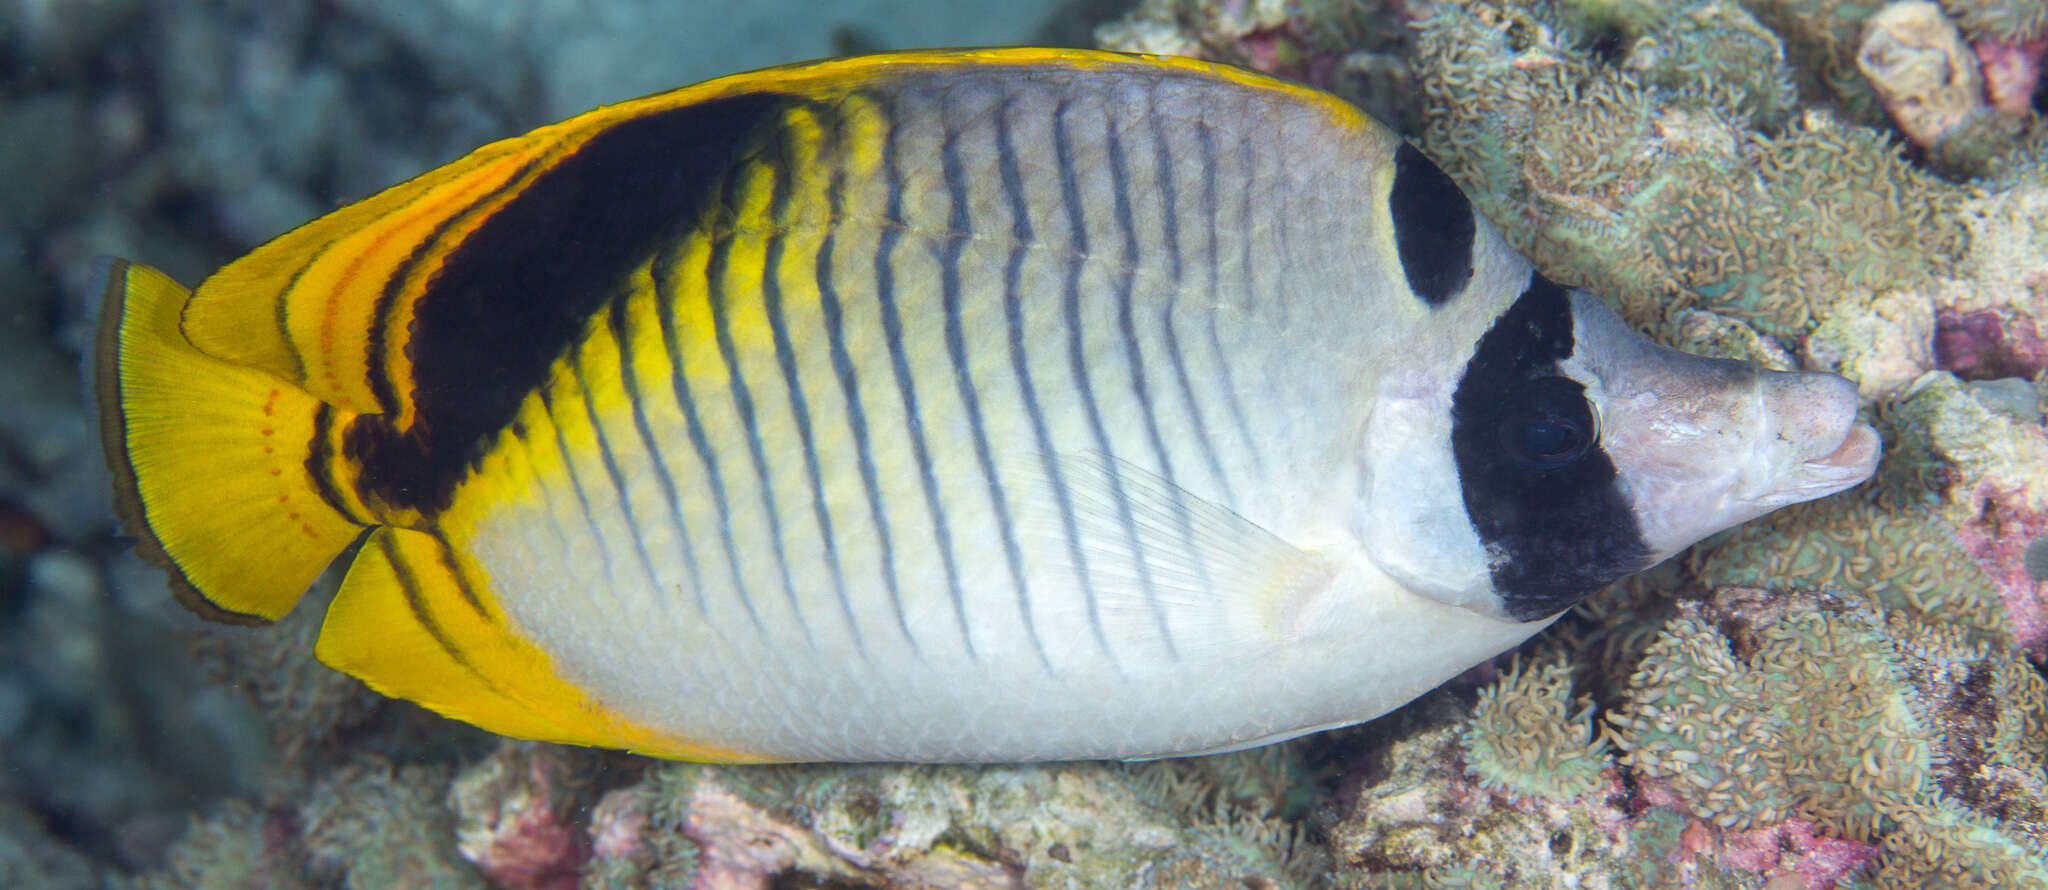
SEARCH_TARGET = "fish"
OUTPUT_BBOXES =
[94,48,1881,763]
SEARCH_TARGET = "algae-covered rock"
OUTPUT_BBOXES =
[570,751,1332,890]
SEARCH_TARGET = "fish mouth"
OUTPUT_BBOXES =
[1788,423,1882,495]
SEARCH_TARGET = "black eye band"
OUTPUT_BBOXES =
[1498,376,1596,471]
[1450,274,1649,620]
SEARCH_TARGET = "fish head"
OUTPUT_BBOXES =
[1359,278,1878,623]
[1559,288,1881,569]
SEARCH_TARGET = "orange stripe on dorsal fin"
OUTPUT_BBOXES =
[180,138,558,424]
[178,48,1347,430]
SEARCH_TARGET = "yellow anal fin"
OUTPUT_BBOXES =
[95,259,368,622]
[317,527,776,763]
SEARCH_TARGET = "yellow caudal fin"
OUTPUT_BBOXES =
[316,527,775,762]
[94,259,370,622]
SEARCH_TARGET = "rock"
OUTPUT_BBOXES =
[1858,1,1986,149]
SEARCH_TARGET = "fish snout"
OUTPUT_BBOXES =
[1754,368,1881,502]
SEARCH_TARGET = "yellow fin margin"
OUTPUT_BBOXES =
[176,48,1361,426]
[317,527,776,763]
[94,259,368,622]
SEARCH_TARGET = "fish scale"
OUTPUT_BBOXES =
[95,48,1880,762]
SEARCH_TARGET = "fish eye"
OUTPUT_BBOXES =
[1498,376,1596,471]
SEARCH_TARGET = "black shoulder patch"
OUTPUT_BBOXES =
[1449,274,1651,620]
[350,92,795,514]
[1388,142,1475,308]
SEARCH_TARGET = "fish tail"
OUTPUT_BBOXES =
[94,258,370,623]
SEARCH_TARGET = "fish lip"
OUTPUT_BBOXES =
[1789,422,1882,493]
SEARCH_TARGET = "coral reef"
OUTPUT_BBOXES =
[1106,0,2048,886]
[4,0,2044,886]
[1396,0,1969,340]
[1329,586,2047,889]
[1460,656,1609,802]
[449,744,591,890]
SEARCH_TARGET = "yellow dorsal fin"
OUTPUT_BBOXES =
[180,136,553,422]
[94,259,371,621]
[176,48,1355,429]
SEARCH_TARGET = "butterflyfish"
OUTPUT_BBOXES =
[95,48,1881,762]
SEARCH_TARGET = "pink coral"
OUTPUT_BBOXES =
[1953,483,2048,653]
[680,785,813,890]
[1233,26,1342,89]
[1934,307,2048,380]
[588,786,648,863]
[450,744,590,890]
[1976,38,2047,115]
[1715,819,1881,890]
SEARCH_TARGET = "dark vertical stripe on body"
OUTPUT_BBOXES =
[759,133,862,655]
[536,384,619,591]
[1146,100,1233,506]
[939,101,1047,671]
[814,135,918,656]
[432,528,494,619]
[1087,108,1175,657]
[652,245,766,636]
[873,100,974,659]
[1239,112,1261,317]
[566,344,665,605]
[1196,120,1263,473]
[998,98,1113,660]
[705,168,814,648]
[608,292,708,615]
[353,95,785,515]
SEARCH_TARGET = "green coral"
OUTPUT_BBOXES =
[1938,0,2048,42]
[1685,480,2011,642]
[1410,0,1967,339]
[1890,372,2048,515]
[1604,614,1795,830]
[1460,655,1610,801]
[1604,590,2048,877]
[299,759,485,890]
[1623,0,1801,128]
[1331,689,1766,889]
[135,800,313,890]
[1736,0,1887,122]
